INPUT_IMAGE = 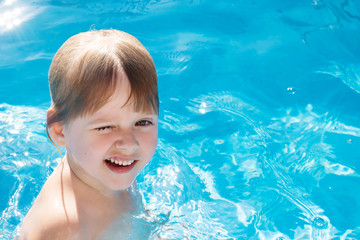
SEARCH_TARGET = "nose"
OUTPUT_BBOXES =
[114,129,139,153]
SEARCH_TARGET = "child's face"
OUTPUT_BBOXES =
[62,73,158,191]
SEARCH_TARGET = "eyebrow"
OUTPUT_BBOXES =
[87,118,113,126]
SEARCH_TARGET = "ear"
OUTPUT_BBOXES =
[47,109,67,147]
[47,121,67,147]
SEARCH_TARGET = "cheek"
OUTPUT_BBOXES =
[67,139,90,160]
[143,130,158,155]
[89,135,110,149]
[67,134,108,159]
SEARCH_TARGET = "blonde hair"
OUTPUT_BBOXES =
[47,29,158,125]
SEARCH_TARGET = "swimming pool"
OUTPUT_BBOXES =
[1,0,360,239]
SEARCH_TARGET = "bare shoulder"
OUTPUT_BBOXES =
[20,168,80,240]
[20,214,80,240]
[20,194,80,240]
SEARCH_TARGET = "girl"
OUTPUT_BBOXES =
[20,29,159,239]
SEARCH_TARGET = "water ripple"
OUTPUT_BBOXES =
[0,104,59,236]
[317,63,360,94]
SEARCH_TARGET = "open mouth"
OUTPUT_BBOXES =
[104,158,137,174]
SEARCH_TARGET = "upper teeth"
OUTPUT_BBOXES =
[109,158,135,166]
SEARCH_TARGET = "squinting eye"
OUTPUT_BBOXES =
[96,126,113,132]
[136,120,153,127]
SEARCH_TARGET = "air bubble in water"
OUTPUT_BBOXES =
[199,102,207,114]
[286,87,296,95]
[214,139,224,144]
[312,216,328,229]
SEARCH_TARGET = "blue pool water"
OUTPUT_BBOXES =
[1,0,360,239]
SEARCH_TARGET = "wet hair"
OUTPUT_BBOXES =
[47,29,158,125]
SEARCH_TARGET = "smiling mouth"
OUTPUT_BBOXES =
[106,158,135,166]
[104,158,137,173]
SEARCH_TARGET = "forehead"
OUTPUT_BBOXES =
[86,75,156,120]
[64,61,158,125]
